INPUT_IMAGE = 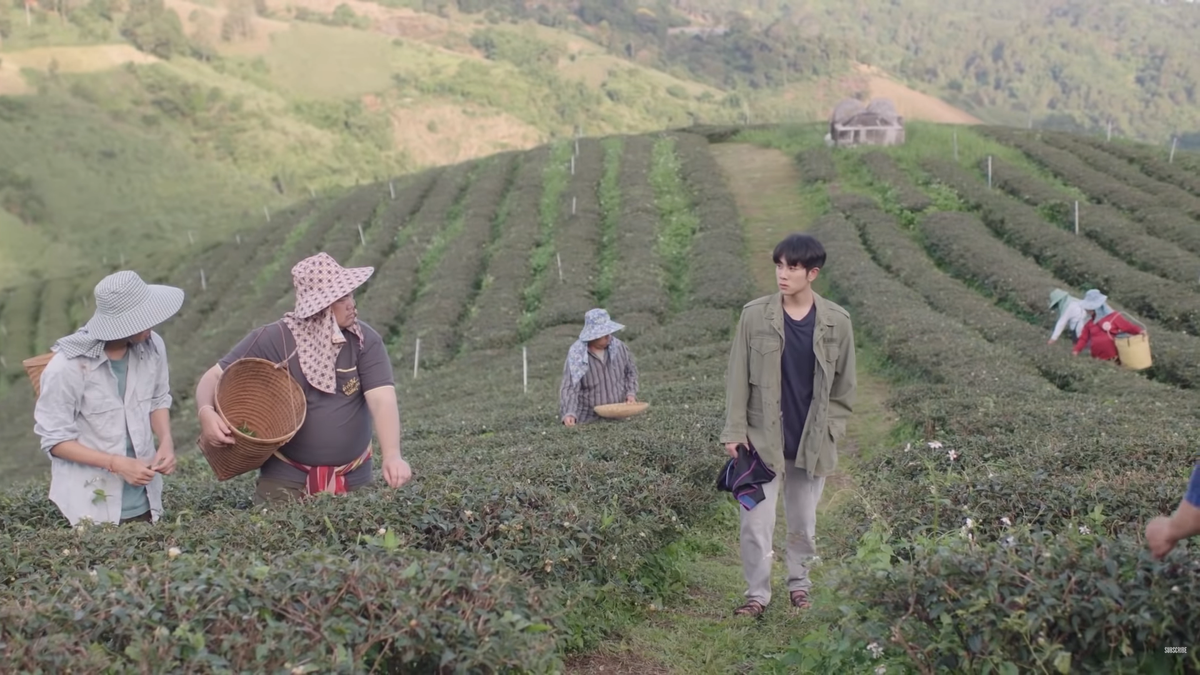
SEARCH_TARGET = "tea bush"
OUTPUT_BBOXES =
[2,547,562,673]
[987,157,1200,285]
[860,150,932,212]
[917,209,1200,389]
[795,146,836,184]
[922,157,1200,335]
[809,183,1200,672]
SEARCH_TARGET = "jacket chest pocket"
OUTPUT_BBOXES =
[337,367,362,397]
[749,336,779,385]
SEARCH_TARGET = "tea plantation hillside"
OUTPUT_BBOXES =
[3,124,1200,672]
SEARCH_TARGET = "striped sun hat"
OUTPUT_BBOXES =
[83,271,185,341]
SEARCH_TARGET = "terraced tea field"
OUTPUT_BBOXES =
[1,123,1199,672]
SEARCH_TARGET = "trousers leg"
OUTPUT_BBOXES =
[783,461,825,593]
[739,472,781,605]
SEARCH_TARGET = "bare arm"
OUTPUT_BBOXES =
[364,386,403,460]
[195,364,222,412]
[196,364,234,447]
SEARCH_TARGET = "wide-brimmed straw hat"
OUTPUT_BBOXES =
[291,252,374,319]
[83,271,184,341]
[579,308,624,342]
[1080,289,1108,312]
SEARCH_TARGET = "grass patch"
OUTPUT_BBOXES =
[649,135,700,313]
[593,137,623,306]
[518,140,572,340]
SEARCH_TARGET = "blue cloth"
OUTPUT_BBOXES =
[109,352,150,520]
[716,443,777,511]
[1186,463,1200,508]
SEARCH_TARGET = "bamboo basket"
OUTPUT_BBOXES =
[198,357,307,481]
[594,401,649,419]
[22,353,54,399]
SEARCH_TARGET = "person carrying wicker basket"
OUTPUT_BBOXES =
[558,308,639,427]
[33,270,185,526]
[194,252,412,503]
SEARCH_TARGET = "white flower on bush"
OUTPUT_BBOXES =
[1002,536,1015,548]
[1078,525,1091,535]
[1001,517,1012,527]
[62,549,70,556]
[947,450,959,461]
[866,641,884,659]
[88,569,98,580]
[168,547,181,559]
[1172,586,1180,593]
[904,443,912,453]
[463,510,474,520]
[377,528,387,536]
[928,441,943,450]
[875,667,887,675]
[964,517,975,530]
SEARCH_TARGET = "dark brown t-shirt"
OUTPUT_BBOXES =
[218,319,395,487]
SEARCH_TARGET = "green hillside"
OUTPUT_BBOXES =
[2,123,1200,671]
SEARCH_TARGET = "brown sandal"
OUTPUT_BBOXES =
[789,590,811,609]
[733,600,765,617]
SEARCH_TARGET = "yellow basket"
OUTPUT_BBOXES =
[594,401,649,419]
[1116,333,1152,371]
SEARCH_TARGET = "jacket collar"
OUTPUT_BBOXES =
[764,291,836,337]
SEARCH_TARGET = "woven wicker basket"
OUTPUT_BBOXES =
[594,401,649,419]
[22,353,54,399]
[199,357,307,481]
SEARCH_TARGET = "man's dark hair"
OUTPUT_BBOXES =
[772,234,826,270]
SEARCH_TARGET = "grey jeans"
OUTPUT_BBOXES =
[739,460,826,605]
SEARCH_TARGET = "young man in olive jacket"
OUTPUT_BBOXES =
[720,233,856,616]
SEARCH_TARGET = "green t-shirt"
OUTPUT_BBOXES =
[109,352,150,520]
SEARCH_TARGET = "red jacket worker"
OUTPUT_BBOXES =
[1072,290,1144,362]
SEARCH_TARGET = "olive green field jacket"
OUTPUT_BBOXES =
[719,291,857,477]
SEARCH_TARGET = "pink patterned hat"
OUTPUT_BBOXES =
[291,252,374,319]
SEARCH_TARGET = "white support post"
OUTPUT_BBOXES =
[413,338,420,379]
[571,196,576,215]
[1074,201,1079,236]
[236,234,242,245]
[187,231,194,245]
[389,181,396,199]
[953,130,959,161]
[1170,137,1178,164]
[570,155,575,175]
[264,206,271,222]
[200,268,207,291]
[556,252,563,282]
[1107,120,1113,142]
[987,156,993,189]
[522,346,528,394]
[358,223,366,246]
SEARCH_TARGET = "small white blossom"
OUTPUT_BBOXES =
[867,641,885,659]
[1172,586,1180,593]
[1079,525,1091,535]
[88,569,98,579]
[168,547,181,559]
[463,510,474,519]
[928,441,943,450]
[377,528,387,535]
[947,450,959,461]
[639,532,646,538]
[964,518,975,529]
[1002,536,1016,548]
[62,549,70,556]
[904,443,912,453]
[1001,517,1012,527]
[875,666,887,675]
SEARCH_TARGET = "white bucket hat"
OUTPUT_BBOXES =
[579,308,624,342]
[84,270,185,340]
[1079,289,1108,312]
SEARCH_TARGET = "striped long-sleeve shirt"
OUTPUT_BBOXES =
[559,339,639,424]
